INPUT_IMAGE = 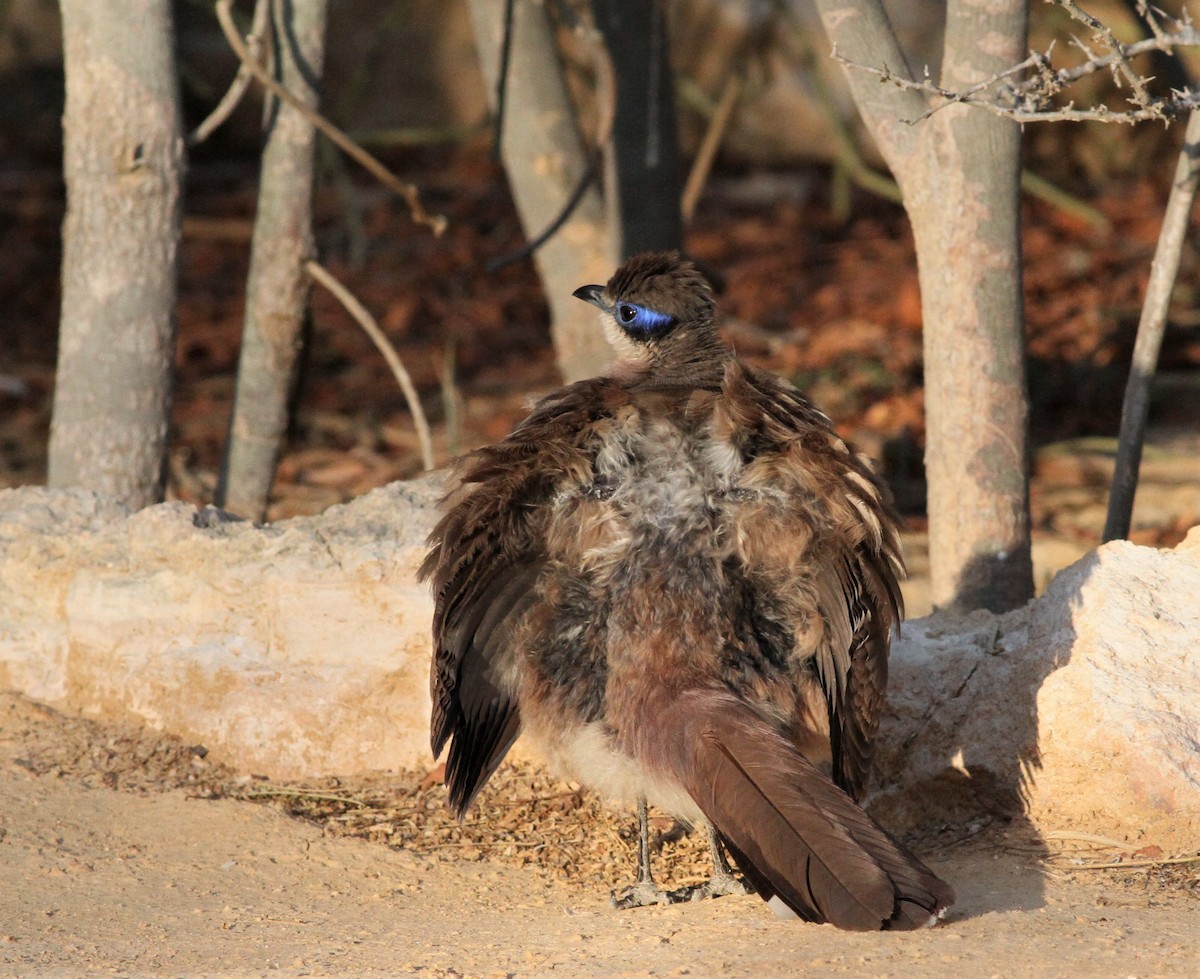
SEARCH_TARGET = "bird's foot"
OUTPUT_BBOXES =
[610,879,677,909]
[671,871,753,903]
[612,872,751,909]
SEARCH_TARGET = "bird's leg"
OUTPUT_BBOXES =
[610,796,674,909]
[611,804,750,908]
[698,828,753,899]
[665,827,752,903]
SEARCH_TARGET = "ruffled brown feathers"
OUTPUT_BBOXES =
[421,252,953,928]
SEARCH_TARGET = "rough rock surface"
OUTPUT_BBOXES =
[1,484,1197,847]
[0,480,442,778]
[874,527,1200,849]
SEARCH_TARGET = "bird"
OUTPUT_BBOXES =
[420,251,955,930]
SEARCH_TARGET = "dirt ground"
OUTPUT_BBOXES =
[2,693,1197,978]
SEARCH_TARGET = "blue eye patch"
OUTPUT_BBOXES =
[614,302,675,334]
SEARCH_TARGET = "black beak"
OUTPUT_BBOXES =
[572,284,609,311]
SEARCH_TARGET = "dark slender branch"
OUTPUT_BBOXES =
[492,0,517,162]
[1103,107,1200,541]
[486,14,615,270]
[486,152,600,272]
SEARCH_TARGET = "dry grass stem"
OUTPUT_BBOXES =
[239,785,371,808]
[306,259,436,472]
[1055,854,1200,871]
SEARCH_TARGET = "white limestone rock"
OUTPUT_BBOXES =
[872,530,1200,850]
[0,480,442,779]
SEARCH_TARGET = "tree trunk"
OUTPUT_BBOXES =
[466,0,614,382]
[217,0,328,522]
[813,0,1033,613]
[49,0,183,510]
[591,0,683,257]
[911,1,1032,612]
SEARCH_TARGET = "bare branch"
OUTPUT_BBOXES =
[305,260,436,473]
[214,0,446,236]
[1054,0,1154,109]
[831,46,1049,124]
[188,0,270,147]
[1136,2,1166,44]
[682,72,744,224]
[1047,31,1197,89]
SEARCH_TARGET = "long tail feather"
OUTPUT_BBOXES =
[651,689,954,931]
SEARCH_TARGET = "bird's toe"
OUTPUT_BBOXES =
[674,871,753,903]
[610,879,677,909]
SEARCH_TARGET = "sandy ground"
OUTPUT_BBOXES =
[1,695,1197,978]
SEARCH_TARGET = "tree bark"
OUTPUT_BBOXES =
[217,0,328,522]
[49,0,184,510]
[914,0,1032,612]
[466,0,614,382]
[813,0,1034,613]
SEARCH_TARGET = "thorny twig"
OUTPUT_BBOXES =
[834,1,1200,126]
[1054,0,1155,109]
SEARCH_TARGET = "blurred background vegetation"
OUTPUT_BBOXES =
[1,0,1197,606]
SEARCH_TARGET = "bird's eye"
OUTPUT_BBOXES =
[613,301,676,335]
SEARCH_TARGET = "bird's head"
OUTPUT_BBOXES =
[572,251,723,379]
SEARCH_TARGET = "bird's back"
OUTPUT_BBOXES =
[507,362,890,803]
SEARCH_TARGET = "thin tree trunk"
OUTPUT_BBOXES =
[217,0,328,521]
[466,0,614,382]
[813,0,1034,613]
[49,0,183,510]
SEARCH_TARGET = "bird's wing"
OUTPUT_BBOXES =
[721,363,905,799]
[420,379,611,817]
